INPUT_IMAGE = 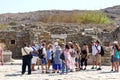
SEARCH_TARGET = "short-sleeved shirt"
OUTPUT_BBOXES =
[47,49,52,60]
[21,47,33,56]
[54,47,61,64]
[42,47,47,58]
[31,46,38,56]
[92,44,98,56]
[115,50,120,59]
[96,45,101,54]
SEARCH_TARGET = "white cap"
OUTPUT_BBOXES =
[113,41,118,44]
[54,42,58,46]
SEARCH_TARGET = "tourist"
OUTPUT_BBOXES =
[95,40,102,70]
[91,41,97,69]
[113,41,120,72]
[54,44,61,73]
[46,44,52,70]
[81,43,89,70]
[74,43,81,71]
[69,42,76,72]
[41,43,49,73]
[0,46,4,65]
[60,44,71,74]
[51,41,59,73]
[109,42,116,71]
[31,42,39,71]
[21,43,33,75]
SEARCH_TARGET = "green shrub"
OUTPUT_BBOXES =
[9,20,17,25]
[41,11,111,24]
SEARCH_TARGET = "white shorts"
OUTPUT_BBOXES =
[32,56,39,64]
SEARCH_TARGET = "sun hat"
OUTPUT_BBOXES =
[113,41,118,44]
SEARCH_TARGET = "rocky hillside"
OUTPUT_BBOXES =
[103,5,120,25]
[0,5,120,31]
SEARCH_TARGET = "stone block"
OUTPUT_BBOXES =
[3,50,12,62]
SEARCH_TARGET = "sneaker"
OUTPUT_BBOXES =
[80,68,83,70]
[46,71,50,74]
[84,68,86,70]
[28,73,31,75]
[70,70,73,72]
[97,68,102,70]
[91,67,94,69]
[95,67,97,69]
[60,72,64,75]
[110,69,113,72]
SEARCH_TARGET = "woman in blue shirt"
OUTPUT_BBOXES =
[113,44,120,72]
[47,44,52,70]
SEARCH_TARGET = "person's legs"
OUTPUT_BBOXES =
[31,56,37,71]
[22,57,27,74]
[58,64,61,72]
[27,58,31,74]
[65,64,68,74]
[81,58,84,69]
[111,55,114,71]
[84,59,87,70]
[61,61,65,74]
[97,54,101,70]
[47,60,51,70]
[91,55,95,69]
[116,61,119,72]
[44,59,48,73]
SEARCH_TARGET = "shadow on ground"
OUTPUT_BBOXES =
[5,73,21,77]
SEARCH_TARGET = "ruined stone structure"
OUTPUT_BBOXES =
[0,23,119,65]
[0,29,30,58]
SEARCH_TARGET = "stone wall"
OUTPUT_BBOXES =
[0,30,30,58]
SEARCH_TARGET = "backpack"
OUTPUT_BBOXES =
[96,45,105,56]
[38,48,44,59]
[60,52,65,60]
[100,46,105,56]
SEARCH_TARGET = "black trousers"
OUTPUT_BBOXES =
[81,58,87,67]
[22,55,31,74]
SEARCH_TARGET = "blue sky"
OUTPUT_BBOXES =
[0,0,120,14]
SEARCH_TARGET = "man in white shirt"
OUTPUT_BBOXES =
[21,43,33,75]
[95,40,102,70]
[91,41,98,69]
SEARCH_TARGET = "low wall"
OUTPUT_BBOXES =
[3,50,12,62]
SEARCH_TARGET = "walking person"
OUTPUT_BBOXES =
[81,43,89,70]
[21,43,33,75]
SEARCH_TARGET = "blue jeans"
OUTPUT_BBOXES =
[61,61,68,73]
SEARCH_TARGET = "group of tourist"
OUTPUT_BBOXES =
[21,40,120,75]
